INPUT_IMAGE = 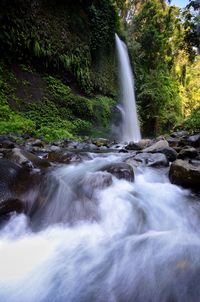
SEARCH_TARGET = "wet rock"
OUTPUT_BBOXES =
[167,137,181,148]
[137,139,153,150]
[125,142,141,151]
[101,163,134,182]
[143,140,169,152]
[134,152,169,167]
[189,159,200,166]
[171,131,189,138]
[47,150,90,164]
[93,138,110,147]
[80,172,113,199]
[0,159,21,202]
[0,140,15,149]
[5,148,50,169]
[178,147,198,160]
[119,149,129,153]
[152,147,178,162]
[187,133,200,148]
[125,157,140,168]
[50,145,62,152]
[0,198,25,216]
[32,139,44,148]
[169,159,200,189]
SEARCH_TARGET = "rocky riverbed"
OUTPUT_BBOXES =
[0,131,199,223]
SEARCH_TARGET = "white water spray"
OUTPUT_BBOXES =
[0,154,200,301]
[115,34,141,142]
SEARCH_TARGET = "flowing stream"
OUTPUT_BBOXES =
[0,153,200,302]
[115,34,141,142]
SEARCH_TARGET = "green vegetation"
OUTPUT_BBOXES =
[0,0,118,95]
[0,0,199,140]
[126,0,200,136]
[0,64,115,141]
[182,107,200,134]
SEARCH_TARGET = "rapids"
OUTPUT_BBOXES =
[0,153,200,302]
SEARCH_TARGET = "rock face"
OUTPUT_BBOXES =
[169,159,200,189]
[101,163,134,182]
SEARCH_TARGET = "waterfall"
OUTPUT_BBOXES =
[115,34,141,142]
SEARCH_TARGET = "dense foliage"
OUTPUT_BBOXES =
[0,0,199,140]
[126,0,199,136]
[0,64,115,141]
[0,0,119,95]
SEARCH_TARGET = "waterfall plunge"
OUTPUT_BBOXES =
[115,34,141,142]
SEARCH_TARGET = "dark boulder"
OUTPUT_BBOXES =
[178,147,198,160]
[47,150,91,164]
[0,140,15,149]
[169,159,200,189]
[152,147,178,162]
[0,198,25,216]
[170,131,189,138]
[187,134,200,148]
[32,139,44,148]
[5,148,50,169]
[101,163,134,182]
[125,142,141,151]
[167,137,181,148]
[0,159,21,202]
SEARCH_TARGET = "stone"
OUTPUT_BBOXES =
[187,134,200,148]
[50,145,62,152]
[137,139,153,150]
[47,150,90,163]
[93,138,110,147]
[169,159,200,189]
[170,131,189,138]
[125,142,142,151]
[0,159,21,202]
[32,139,44,148]
[0,140,15,149]
[119,149,129,153]
[143,140,169,153]
[80,172,113,199]
[152,147,178,162]
[178,147,198,160]
[101,162,134,182]
[125,157,140,168]
[134,152,169,167]
[0,198,25,216]
[167,137,181,148]
[5,148,50,169]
